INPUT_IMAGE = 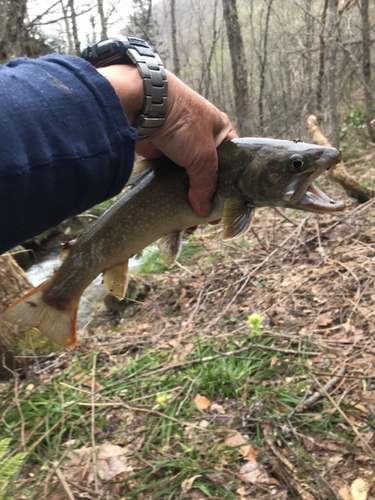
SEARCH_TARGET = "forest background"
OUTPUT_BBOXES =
[1,0,374,148]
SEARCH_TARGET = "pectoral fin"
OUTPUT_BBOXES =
[157,231,183,268]
[103,261,129,299]
[223,199,255,240]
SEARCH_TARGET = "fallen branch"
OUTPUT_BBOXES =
[308,115,374,202]
[297,366,347,411]
[118,344,321,382]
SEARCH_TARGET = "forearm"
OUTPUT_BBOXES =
[0,55,136,254]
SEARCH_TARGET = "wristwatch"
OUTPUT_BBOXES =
[82,36,168,140]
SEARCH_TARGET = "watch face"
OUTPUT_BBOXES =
[82,37,155,68]
[82,39,132,67]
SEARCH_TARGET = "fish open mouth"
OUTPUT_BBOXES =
[295,183,345,213]
[284,151,345,213]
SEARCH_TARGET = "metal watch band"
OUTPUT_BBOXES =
[82,36,168,140]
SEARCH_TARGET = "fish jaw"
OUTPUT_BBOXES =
[288,184,345,213]
[283,148,345,213]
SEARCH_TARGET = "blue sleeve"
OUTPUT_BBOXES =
[0,54,137,254]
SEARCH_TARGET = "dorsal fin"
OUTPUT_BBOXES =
[126,159,154,185]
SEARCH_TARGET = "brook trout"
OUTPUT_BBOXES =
[3,138,344,347]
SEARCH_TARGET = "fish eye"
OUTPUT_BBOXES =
[288,154,304,172]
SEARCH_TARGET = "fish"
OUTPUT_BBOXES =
[2,138,344,348]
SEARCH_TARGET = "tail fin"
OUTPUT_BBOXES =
[2,281,78,348]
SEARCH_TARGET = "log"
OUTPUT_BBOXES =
[307,115,374,203]
[0,253,52,378]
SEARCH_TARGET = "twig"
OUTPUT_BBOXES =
[325,256,360,284]
[288,384,312,418]
[168,381,190,404]
[91,354,99,493]
[53,462,76,500]
[279,435,343,500]
[315,220,324,255]
[178,288,204,344]
[123,405,208,430]
[297,366,347,411]
[250,227,269,252]
[310,372,374,456]
[175,370,202,416]
[262,424,316,499]
[2,355,26,452]
[347,298,375,332]
[174,260,198,276]
[223,217,309,314]
[273,207,298,227]
[119,345,320,382]
[247,340,321,356]
[65,478,102,497]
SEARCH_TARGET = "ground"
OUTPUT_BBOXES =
[1,160,375,500]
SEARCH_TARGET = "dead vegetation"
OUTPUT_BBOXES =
[1,169,375,499]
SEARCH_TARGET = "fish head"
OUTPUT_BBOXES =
[231,138,345,214]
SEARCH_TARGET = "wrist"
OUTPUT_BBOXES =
[83,37,167,140]
[97,64,144,126]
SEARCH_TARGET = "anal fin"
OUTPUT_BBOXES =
[223,199,255,240]
[157,231,183,268]
[103,261,129,299]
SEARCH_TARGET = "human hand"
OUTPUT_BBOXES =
[135,71,238,217]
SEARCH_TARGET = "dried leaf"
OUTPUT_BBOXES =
[354,403,368,414]
[198,419,210,428]
[327,454,343,469]
[270,356,278,368]
[224,430,257,462]
[210,403,224,414]
[317,312,332,326]
[181,475,201,493]
[351,478,370,500]
[174,343,195,361]
[64,444,133,484]
[338,485,352,500]
[356,455,370,463]
[239,461,269,484]
[236,486,250,499]
[194,394,211,410]
[358,391,375,405]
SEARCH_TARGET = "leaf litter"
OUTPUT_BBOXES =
[1,179,375,499]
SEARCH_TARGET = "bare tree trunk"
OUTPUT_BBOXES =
[97,0,107,40]
[258,0,273,134]
[303,0,314,114]
[360,0,375,142]
[222,0,253,136]
[202,0,219,99]
[170,0,180,78]
[316,0,328,124]
[61,0,73,54]
[326,0,340,148]
[0,254,50,379]
[0,0,27,61]
[68,0,81,57]
[308,115,374,203]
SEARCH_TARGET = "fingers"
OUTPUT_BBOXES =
[134,71,238,218]
[187,148,219,216]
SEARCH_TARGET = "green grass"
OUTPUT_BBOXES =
[0,315,362,499]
